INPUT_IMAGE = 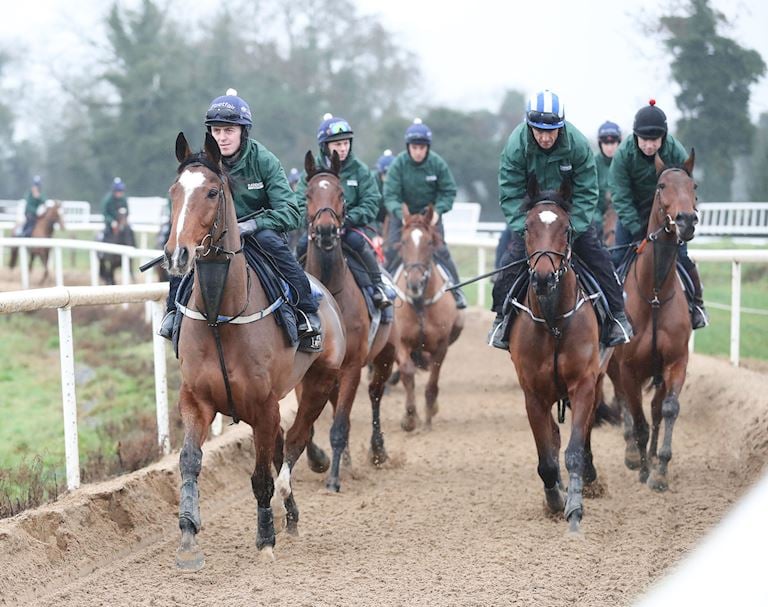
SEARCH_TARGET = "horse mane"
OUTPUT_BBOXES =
[522,189,573,214]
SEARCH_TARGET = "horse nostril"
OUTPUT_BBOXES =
[178,247,189,267]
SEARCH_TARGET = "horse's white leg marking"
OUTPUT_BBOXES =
[275,462,292,498]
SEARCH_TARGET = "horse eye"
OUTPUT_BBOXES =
[693,183,698,190]
[207,188,218,199]
[658,183,666,190]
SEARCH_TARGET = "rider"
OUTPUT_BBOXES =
[159,88,321,340]
[287,167,300,191]
[595,120,622,240]
[101,177,133,241]
[374,149,395,194]
[609,99,708,329]
[490,89,633,349]
[295,113,391,309]
[20,175,45,237]
[382,119,468,309]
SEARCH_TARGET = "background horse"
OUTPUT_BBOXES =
[611,151,697,492]
[507,176,602,533]
[9,200,65,284]
[394,205,463,430]
[99,207,136,284]
[298,150,398,492]
[165,132,345,569]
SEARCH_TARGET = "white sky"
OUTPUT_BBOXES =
[1,0,766,141]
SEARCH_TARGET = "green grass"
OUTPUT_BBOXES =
[449,239,768,362]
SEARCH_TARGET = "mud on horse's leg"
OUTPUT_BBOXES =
[326,369,360,492]
[647,391,680,492]
[251,402,280,556]
[176,436,204,570]
[368,345,395,466]
[399,357,418,432]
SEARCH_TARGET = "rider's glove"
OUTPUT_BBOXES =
[237,219,259,235]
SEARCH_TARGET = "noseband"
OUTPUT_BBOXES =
[651,167,696,240]
[526,203,573,284]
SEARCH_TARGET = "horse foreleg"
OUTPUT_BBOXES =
[399,353,419,432]
[326,367,361,492]
[648,358,687,492]
[524,392,564,515]
[563,378,597,533]
[369,343,396,466]
[620,367,650,483]
[424,344,448,429]
[251,398,280,558]
[647,383,665,468]
[175,391,214,571]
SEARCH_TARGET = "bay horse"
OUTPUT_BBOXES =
[507,176,602,533]
[394,205,464,430]
[298,150,398,492]
[165,132,345,569]
[9,200,65,284]
[611,150,697,492]
[99,207,136,284]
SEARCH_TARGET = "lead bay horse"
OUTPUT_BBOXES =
[611,150,697,492]
[394,205,464,430]
[9,200,65,284]
[298,150,398,492]
[507,176,603,533]
[165,132,345,569]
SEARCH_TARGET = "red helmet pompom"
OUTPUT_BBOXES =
[649,98,656,106]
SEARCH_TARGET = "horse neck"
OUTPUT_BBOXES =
[305,238,347,295]
[635,197,680,295]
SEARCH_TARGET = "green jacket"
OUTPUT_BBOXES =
[226,138,300,232]
[383,150,457,219]
[101,192,128,225]
[499,121,598,236]
[25,190,45,216]
[608,134,688,237]
[295,152,381,227]
[595,152,612,222]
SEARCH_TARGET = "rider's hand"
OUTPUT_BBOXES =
[237,219,259,235]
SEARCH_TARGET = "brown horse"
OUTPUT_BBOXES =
[99,207,136,285]
[165,132,345,568]
[393,205,464,430]
[611,150,697,492]
[507,176,603,533]
[9,200,65,284]
[297,150,398,492]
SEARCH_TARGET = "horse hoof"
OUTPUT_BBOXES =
[258,546,275,562]
[175,547,205,571]
[325,478,341,493]
[307,450,330,474]
[566,509,583,534]
[624,445,642,470]
[286,521,300,537]
[647,471,668,492]
[401,414,417,432]
[638,468,650,484]
[369,448,388,467]
[544,485,565,514]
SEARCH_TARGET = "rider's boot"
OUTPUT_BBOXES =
[688,264,709,330]
[488,311,510,350]
[296,309,322,339]
[603,311,634,347]
[452,287,468,310]
[158,309,176,341]
[359,244,391,309]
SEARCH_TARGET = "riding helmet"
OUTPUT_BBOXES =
[633,99,667,139]
[404,118,432,145]
[526,90,565,130]
[204,88,253,128]
[597,121,622,143]
[376,149,395,174]
[317,113,354,145]
[112,177,125,192]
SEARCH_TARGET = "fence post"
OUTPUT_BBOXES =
[151,300,171,454]
[730,260,741,367]
[58,306,81,490]
[20,246,29,289]
[54,246,64,286]
[89,250,99,286]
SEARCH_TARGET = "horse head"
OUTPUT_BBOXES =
[523,175,573,322]
[399,205,440,301]
[652,149,697,242]
[165,131,233,276]
[305,150,345,253]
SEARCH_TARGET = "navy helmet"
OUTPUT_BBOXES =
[32,175,42,187]
[633,99,667,139]
[288,167,300,185]
[598,121,622,143]
[112,177,125,192]
[317,113,354,145]
[376,149,394,174]
[526,90,565,130]
[204,88,252,128]
[405,118,432,145]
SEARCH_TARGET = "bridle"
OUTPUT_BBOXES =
[525,202,573,287]
[306,172,346,251]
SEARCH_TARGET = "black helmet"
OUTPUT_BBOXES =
[633,99,667,139]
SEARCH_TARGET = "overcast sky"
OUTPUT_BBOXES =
[1,0,766,142]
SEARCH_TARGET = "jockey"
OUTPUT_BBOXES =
[595,120,622,239]
[382,119,468,309]
[159,88,320,341]
[490,89,633,348]
[101,177,134,242]
[295,113,392,309]
[374,148,395,193]
[609,99,708,329]
[20,175,45,237]
[287,167,300,191]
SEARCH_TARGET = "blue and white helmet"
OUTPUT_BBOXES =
[288,167,300,185]
[526,90,565,130]
[404,118,432,145]
[376,149,394,174]
[32,175,42,187]
[112,177,125,192]
[204,88,253,128]
[317,113,354,144]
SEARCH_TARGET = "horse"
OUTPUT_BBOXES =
[9,200,65,284]
[611,150,697,492]
[165,132,345,569]
[298,150,398,492]
[99,207,136,284]
[393,205,464,431]
[507,176,603,533]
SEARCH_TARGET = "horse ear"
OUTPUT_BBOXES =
[684,147,695,176]
[526,173,540,200]
[304,150,316,177]
[331,150,341,175]
[175,132,192,163]
[401,203,411,222]
[654,153,666,175]
[204,131,222,166]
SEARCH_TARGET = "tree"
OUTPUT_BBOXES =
[659,0,765,200]
[748,113,768,201]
